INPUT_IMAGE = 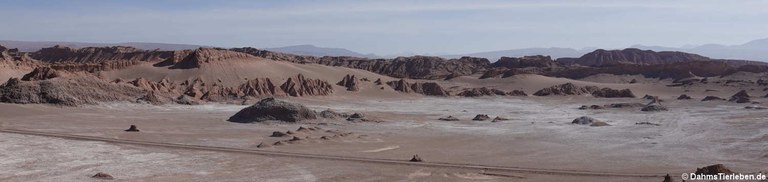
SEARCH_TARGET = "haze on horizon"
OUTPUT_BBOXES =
[1,0,767,55]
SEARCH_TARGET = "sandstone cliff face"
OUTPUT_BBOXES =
[558,48,711,66]
[155,48,253,69]
[386,79,450,96]
[280,74,334,97]
[337,74,359,91]
[230,47,317,63]
[29,45,171,72]
[316,56,489,79]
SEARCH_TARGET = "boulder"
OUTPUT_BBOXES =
[92,172,115,180]
[347,113,365,122]
[228,98,317,123]
[506,90,528,96]
[472,114,491,121]
[491,116,509,122]
[438,116,460,121]
[409,155,423,162]
[701,96,725,101]
[641,105,668,112]
[677,94,692,100]
[591,88,636,98]
[336,74,359,91]
[124,125,140,132]
[270,131,289,137]
[572,116,599,125]
[694,164,734,175]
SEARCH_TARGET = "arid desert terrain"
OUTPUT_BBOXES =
[1,44,768,181]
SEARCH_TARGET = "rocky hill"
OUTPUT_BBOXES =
[557,48,711,66]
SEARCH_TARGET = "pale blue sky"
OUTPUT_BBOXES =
[1,0,766,55]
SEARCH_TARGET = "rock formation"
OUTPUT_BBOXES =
[729,90,751,103]
[409,155,423,162]
[456,87,507,97]
[438,116,460,121]
[694,164,734,175]
[533,83,599,96]
[280,74,334,97]
[572,116,599,125]
[386,79,450,96]
[91,172,115,180]
[336,74,359,91]
[20,67,60,81]
[228,98,317,123]
[557,48,710,66]
[533,83,634,98]
[491,116,509,122]
[641,105,668,112]
[677,94,692,100]
[124,125,140,132]
[591,88,636,98]
[0,77,147,106]
[158,48,253,69]
[701,96,726,101]
[472,114,491,121]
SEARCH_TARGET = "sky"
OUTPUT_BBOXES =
[1,0,767,55]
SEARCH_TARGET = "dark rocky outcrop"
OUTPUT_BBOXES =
[677,94,692,100]
[472,114,491,121]
[572,116,599,125]
[315,56,490,79]
[228,98,317,123]
[336,74,359,91]
[591,88,636,98]
[491,116,509,122]
[605,103,645,108]
[320,109,347,119]
[701,96,726,101]
[507,90,528,96]
[280,74,334,97]
[534,83,598,96]
[270,131,289,137]
[409,155,423,162]
[124,125,140,132]
[91,172,115,180]
[438,116,460,121]
[456,87,506,97]
[386,79,450,96]
[729,90,751,103]
[346,113,366,122]
[21,67,60,81]
[694,164,734,175]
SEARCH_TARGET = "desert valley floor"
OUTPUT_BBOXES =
[1,95,767,181]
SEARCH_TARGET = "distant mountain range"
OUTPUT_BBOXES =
[264,44,377,58]
[442,47,589,61]
[0,40,207,52]
[632,38,768,61]
[2,38,767,61]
